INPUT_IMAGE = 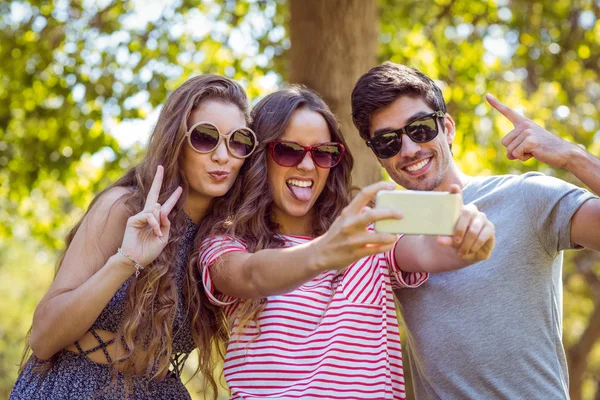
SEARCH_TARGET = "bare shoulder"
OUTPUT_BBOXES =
[51,187,137,291]
[94,186,134,213]
[87,187,135,225]
[70,186,136,259]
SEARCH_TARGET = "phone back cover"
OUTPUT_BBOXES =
[374,191,461,235]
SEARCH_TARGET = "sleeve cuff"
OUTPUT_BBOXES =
[199,238,247,307]
[388,235,429,289]
[202,260,240,307]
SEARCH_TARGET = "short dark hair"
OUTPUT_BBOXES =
[351,62,447,141]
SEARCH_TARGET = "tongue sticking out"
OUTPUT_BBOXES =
[288,184,312,202]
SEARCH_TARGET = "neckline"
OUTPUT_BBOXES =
[275,233,313,242]
[460,175,480,193]
[183,213,199,229]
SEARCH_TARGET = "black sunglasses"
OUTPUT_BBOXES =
[366,111,445,159]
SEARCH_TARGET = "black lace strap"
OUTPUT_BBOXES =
[169,352,190,378]
[74,340,85,354]
[91,329,115,363]
[74,329,116,363]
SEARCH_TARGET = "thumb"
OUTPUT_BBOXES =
[437,236,453,246]
[448,184,464,205]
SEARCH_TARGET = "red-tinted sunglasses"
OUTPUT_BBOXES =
[268,140,345,168]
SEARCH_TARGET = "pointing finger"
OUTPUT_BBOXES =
[486,93,527,126]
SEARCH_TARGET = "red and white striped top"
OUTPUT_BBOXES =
[200,231,428,400]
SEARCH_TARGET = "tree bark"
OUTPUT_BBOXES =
[568,300,600,400]
[567,251,600,400]
[289,0,380,188]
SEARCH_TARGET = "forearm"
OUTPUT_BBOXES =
[222,242,323,299]
[30,254,134,359]
[566,147,600,196]
[395,236,470,273]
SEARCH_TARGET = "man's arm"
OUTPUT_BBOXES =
[394,234,495,273]
[565,147,600,196]
[486,94,600,251]
[565,150,600,251]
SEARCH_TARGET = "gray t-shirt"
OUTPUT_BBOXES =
[395,172,597,400]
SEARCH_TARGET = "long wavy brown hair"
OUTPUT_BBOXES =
[19,74,251,398]
[208,85,354,339]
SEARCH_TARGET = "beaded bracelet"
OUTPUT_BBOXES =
[117,247,145,277]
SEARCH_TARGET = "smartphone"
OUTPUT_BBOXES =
[374,190,462,235]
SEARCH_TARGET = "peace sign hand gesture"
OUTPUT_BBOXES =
[486,94,577,168]
[120,165,183,268]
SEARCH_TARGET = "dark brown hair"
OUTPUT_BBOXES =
[210,85,354,338]
[21,74,249,398]
[351,62,447,141]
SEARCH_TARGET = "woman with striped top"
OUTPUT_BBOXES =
[198,86,495,399]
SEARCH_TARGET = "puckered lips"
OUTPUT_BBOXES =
[207,169,230,182]
[286,178,314,201]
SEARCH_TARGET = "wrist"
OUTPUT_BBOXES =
[117,247,145,277]
[305,240,326,273]
[564,144,588,171]
[107,253,137,279]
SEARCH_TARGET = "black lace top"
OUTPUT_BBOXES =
[89,216,199,355]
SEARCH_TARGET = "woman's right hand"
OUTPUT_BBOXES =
[120,165,183,267]
[310,181,402,272]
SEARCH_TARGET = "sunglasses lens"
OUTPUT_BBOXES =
[229,128,256,158]
[272,142,306,167]
[190,124,219,152]
[313,144,344,168]
[371,133,401,158]
[406,118,438,143]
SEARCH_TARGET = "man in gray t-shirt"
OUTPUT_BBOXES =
[351,62,600,399]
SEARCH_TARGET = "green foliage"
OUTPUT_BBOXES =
[379,0,600,180]
[2,0,600,398]
[0,236,53,399]
[379,1,600,397]
[0,0,288,249]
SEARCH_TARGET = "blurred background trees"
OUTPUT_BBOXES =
[1,0,599,399]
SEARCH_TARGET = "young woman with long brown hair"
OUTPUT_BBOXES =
[10,74,258,399]
[198,86,496,399]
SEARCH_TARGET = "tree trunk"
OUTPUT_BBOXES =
[289,0,380,188]
[568,300,600,400]
[567,251,600,400]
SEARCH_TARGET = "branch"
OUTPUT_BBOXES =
[427,0,455,29]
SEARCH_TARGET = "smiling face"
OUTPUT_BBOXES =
[267,107,332,231]
[370,96,456,191]
[181,100,247,203]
